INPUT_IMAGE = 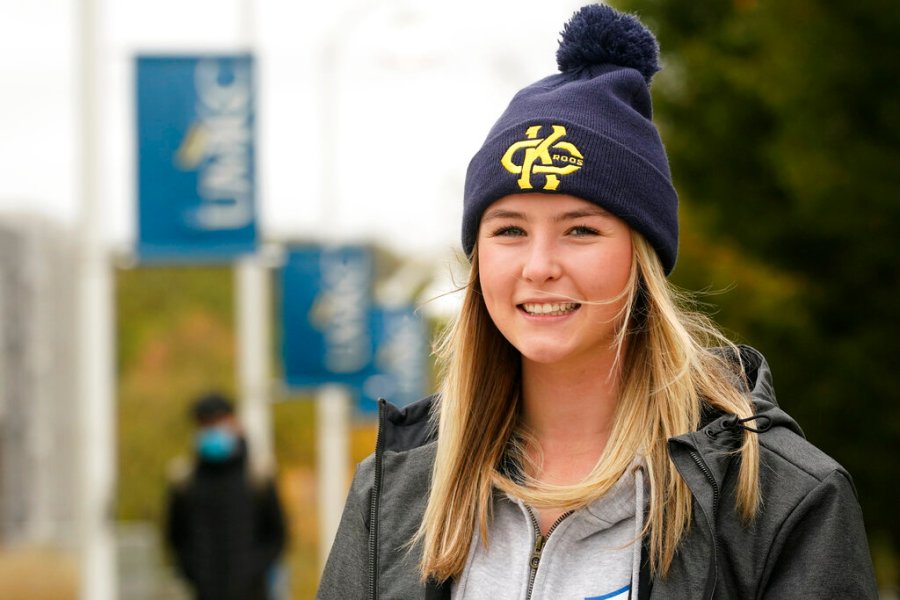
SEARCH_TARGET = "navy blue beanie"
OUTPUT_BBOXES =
[462,4,679,274]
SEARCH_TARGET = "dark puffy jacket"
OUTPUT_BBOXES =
[317,346,878,599]
[166,441,286,600]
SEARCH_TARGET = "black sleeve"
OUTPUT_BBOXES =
[164,485,195,582]
[254,478,287,574]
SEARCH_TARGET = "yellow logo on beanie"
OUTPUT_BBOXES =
[500,125,584,191]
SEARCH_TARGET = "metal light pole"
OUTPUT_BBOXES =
[234,0,276,485]
[236,253,275,479]
[77,0,117,598]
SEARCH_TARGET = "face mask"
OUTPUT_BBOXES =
[196,426,237,462]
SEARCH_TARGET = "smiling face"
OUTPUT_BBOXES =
[477,193,634,370]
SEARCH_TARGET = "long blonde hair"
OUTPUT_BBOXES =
[417,232,760,582]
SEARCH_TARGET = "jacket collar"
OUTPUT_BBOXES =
[379,394,437,453]
[670,345,802,492]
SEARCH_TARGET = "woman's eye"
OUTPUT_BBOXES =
[568,225,600,236]
[491,225,526,237]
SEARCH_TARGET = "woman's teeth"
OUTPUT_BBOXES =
[521,302,579,316]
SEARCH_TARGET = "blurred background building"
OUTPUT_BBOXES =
[0,217,78,547]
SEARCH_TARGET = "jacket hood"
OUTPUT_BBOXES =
[703,345,804,439]
[665,344,804,544]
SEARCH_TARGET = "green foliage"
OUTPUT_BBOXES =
[616,0,900,585]
[116,266,239,521]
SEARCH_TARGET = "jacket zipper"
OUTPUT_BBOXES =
[688,448,720,600]
[524,508,571,600]
[688,450,719,519]
[368,399,386,600]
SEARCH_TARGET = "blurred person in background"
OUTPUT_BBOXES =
[165,391,286,600]
[317,4,877,599]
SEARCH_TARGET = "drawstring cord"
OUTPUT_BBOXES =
[631,466,645,600]
[722,414,772,433]
[707,414,772,438]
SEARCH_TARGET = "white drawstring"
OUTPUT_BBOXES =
[631,466,646,600]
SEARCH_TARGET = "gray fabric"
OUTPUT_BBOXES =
[316,346,879,600]
[453,463,646,600]
[659,427,877,599]
[317,443,437,600]
[317,456,373,600]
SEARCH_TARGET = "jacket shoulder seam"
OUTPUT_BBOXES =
[757,434,841,484]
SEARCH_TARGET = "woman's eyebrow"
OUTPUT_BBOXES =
[481,208,526,221]
[482,205,611,222]
[554,207,611,221]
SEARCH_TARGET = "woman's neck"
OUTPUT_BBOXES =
[520,351,621,486]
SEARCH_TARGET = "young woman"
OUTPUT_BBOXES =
[318,5,877,599]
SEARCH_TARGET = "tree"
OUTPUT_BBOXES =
[614,0,900,578]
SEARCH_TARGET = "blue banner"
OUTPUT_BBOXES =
[279,246,375,389]
[136,55,257,261]
[359,306,430,414]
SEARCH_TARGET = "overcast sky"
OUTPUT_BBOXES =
[0,0,586,262]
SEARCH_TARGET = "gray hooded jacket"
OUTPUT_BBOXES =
[317,347,878,599]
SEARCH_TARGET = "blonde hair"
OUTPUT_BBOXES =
[417,232,760,582]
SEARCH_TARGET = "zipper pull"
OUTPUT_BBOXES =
[530,534,546,570]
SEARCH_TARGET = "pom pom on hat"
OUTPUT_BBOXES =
[556,4,660,84]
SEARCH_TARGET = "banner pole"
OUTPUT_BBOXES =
[317,384,350,570]
[236,256,274,478]
[77,0,117,597]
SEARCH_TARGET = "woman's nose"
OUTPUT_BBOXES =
[520,237,561,283]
